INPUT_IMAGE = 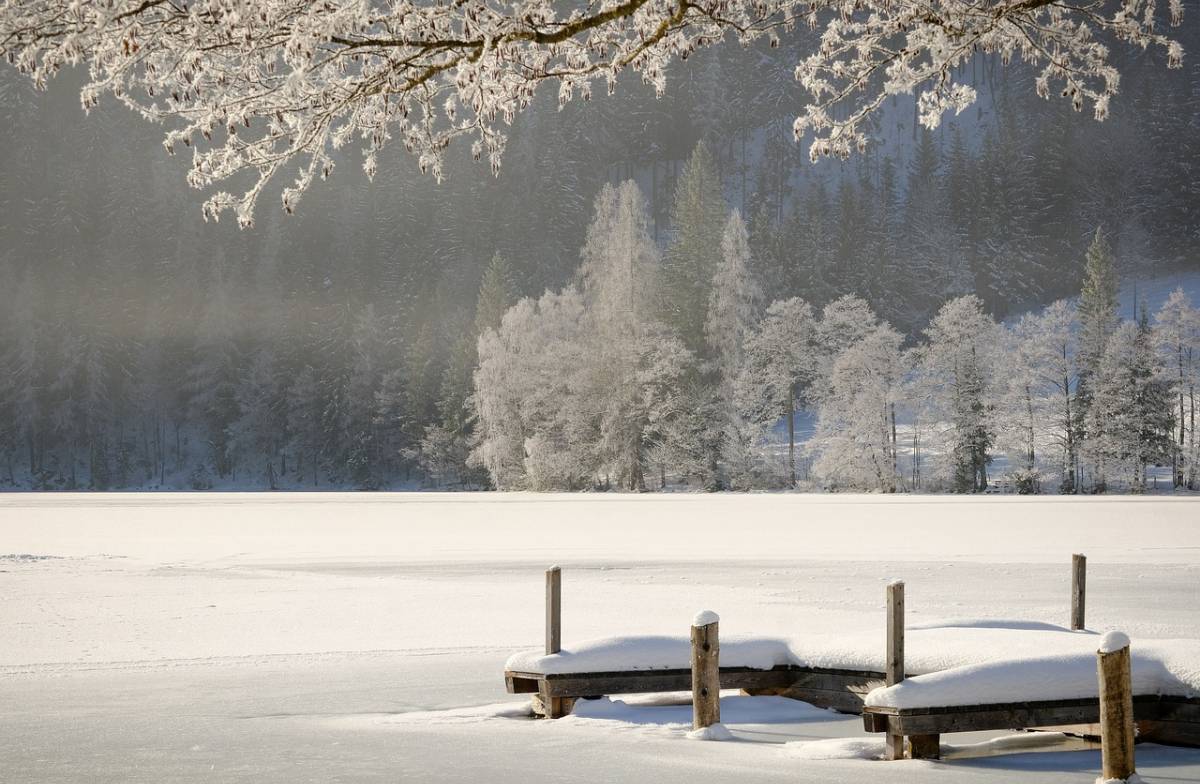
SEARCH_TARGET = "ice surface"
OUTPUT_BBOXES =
[3,494,1200,783]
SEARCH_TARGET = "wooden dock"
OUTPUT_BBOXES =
[504,563,1200,755]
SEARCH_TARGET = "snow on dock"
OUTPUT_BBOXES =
[509,621,1200,700]
[865,636,1200,709]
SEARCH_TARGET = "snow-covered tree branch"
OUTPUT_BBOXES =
[0,0,1184,225]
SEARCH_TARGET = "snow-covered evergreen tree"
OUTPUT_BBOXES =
[286,365,323,487]
[705,209,763,489]
[661,143,726,356]
[1076,227,1120,488]
[1085,316,1176,492]
[187,258,242,483]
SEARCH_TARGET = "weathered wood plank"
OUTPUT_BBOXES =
[863,695,1168,736]
[507,664,887,701]
[506,674,540,694]
[1138,719,1200,748]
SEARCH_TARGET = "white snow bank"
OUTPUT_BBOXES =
[865,638,1200,709]
[785,737,884,760]
[506,634,793,674]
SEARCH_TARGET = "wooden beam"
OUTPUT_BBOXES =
[886,580,905,760]
[1098,637,1136,781]
[1072,554,1087,631]
[862,695,1169,736]
[691,613,720,730]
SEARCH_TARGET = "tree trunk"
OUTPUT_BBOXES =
[787,386,796,487]
[890,402,898,492]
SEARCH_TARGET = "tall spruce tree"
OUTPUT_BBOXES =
[475,252,519,337]
[1076,226,1119,488]
[661,142,726,355]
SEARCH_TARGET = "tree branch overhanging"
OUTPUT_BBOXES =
[0,0,1184,227]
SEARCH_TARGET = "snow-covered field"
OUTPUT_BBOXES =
[2,493,1199,783]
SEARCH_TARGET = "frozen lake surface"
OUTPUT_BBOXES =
[2,493,1199,783]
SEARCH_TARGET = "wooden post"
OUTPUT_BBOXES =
[1098,632,1136,782]
[885,581,906,760]
[691,611,721,730]
[540,566,565,718]
[1072,554,1087,631]
[546,565,561,655]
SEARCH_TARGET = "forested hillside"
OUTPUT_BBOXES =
[1,26,1198,491]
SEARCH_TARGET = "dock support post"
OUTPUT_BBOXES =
[540,566,565,718]
[886,580,907,760]
[1072,554,1087,631]
[691,611,721,730]
[1098,633,1136,782]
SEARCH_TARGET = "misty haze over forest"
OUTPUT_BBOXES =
[1,24,1198,492]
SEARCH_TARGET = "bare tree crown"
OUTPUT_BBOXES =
[0,0,1183,226]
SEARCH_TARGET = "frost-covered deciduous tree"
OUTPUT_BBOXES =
[472,181,696,491]
[473,288,591,490]
[742,297,817,485]
[1154,289,1200,489]
[811,323,906,492]
[916,295,998,493]
[3,1,1180,225]
[995,301,1080,493]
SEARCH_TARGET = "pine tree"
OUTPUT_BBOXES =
[475,252,519,336]
[705,209,763,489]
[1085,316,1175,492]
[661,142,726,355]
[1076,226,1119,487]
[187,258,242,482]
